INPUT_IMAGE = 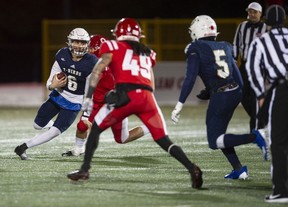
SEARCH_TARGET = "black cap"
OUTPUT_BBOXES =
[265,4,286,26]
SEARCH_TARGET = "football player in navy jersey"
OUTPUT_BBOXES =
[171,15,268,180]
[14,28,97,160]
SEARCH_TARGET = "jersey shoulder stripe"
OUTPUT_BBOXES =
[105,40,119,51]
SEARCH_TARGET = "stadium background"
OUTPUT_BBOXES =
[0,0,286,105]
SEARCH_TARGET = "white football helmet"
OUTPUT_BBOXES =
[67,28,90,57]
[188,15,219,42]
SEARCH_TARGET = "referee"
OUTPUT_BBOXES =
[233,2,267,131]
[246,4,288,203]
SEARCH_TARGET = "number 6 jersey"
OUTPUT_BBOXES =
[47,47,97,110]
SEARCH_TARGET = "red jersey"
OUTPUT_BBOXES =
[99,40,156,88]
[95,40,168,140]
[92,67,114,104]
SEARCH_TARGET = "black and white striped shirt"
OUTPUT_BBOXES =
[233,21,267,62]
[245,27,288,98]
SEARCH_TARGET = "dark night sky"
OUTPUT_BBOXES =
[0,0,279,82]
[1,0,260,43]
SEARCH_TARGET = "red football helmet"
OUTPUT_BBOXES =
[111,18,145,42]
[89,34,108,57]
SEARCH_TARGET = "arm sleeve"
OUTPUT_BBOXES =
[232,24,241,60]
[84,74,91,96]
[178,53,199,103]
[245,39,266,99]
[46,61,62,90]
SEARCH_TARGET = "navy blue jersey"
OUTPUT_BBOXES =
[55,47,97,95]
[179,40,243,103]
[37,48,97,131]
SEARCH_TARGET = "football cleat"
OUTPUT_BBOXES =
[257,128,269,143]
[190,164,203,189]
[62,146,85,157]
[224,166,248,180]
[265,194,288,203]
[252,129,269,161]
[62,151,74,157]
[67,169,89,181]
[14,145,29,160]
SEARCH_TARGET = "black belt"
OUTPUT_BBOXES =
[273,73,288,87]
[216,82,239,93]
[116,83,153,92]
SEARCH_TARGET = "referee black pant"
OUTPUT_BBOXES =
[269,82,288,196]
[239,63,265,131]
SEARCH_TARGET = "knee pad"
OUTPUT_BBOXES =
[114,138,124,144]
[113,133,127,144]
[33,120,54,130]
[33,122,43,130]
[77,120,88,132]
[208,134,225,150]
[114,134,129,144]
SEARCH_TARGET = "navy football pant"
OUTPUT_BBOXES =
[34,99,79,133]
[206,87,242,149]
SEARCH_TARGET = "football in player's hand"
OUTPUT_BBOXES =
[56,72,67,80]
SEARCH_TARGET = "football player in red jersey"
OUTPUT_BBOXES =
[67,18,203,189]
[62,34,150,156]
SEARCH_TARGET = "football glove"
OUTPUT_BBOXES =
[171,102,183,124]
[104,89,130,109]
[81,98,93,114]
[196,88,210,100]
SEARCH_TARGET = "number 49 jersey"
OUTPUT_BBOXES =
[99,40,156,89]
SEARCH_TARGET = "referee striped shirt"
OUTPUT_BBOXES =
[233,21,267,62]
[245,27,288,99]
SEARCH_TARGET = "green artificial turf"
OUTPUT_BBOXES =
[0,105,274,207]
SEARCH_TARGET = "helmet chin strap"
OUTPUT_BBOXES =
[67,39,89,57]
[71,52,84,61]
[70,46,88,57]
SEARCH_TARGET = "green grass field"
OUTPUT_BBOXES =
[0,105,274,207]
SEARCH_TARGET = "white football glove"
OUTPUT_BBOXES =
[81,98,93,114]
[171,102,183,124]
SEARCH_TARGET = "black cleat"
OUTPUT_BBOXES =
[14,145,29,160]
[62,150,84,157]
[62,151,74,157]
[67,169,89,181]
[190,164,203,189]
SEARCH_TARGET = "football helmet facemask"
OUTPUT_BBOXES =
[111,18,145,42]
[188,15,219,42]
[67,28,90,57]
[89,34,108,58]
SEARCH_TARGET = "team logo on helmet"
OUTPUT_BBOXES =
[111,18,145,42]
[89,34,108,57]
[188,15,219,42]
